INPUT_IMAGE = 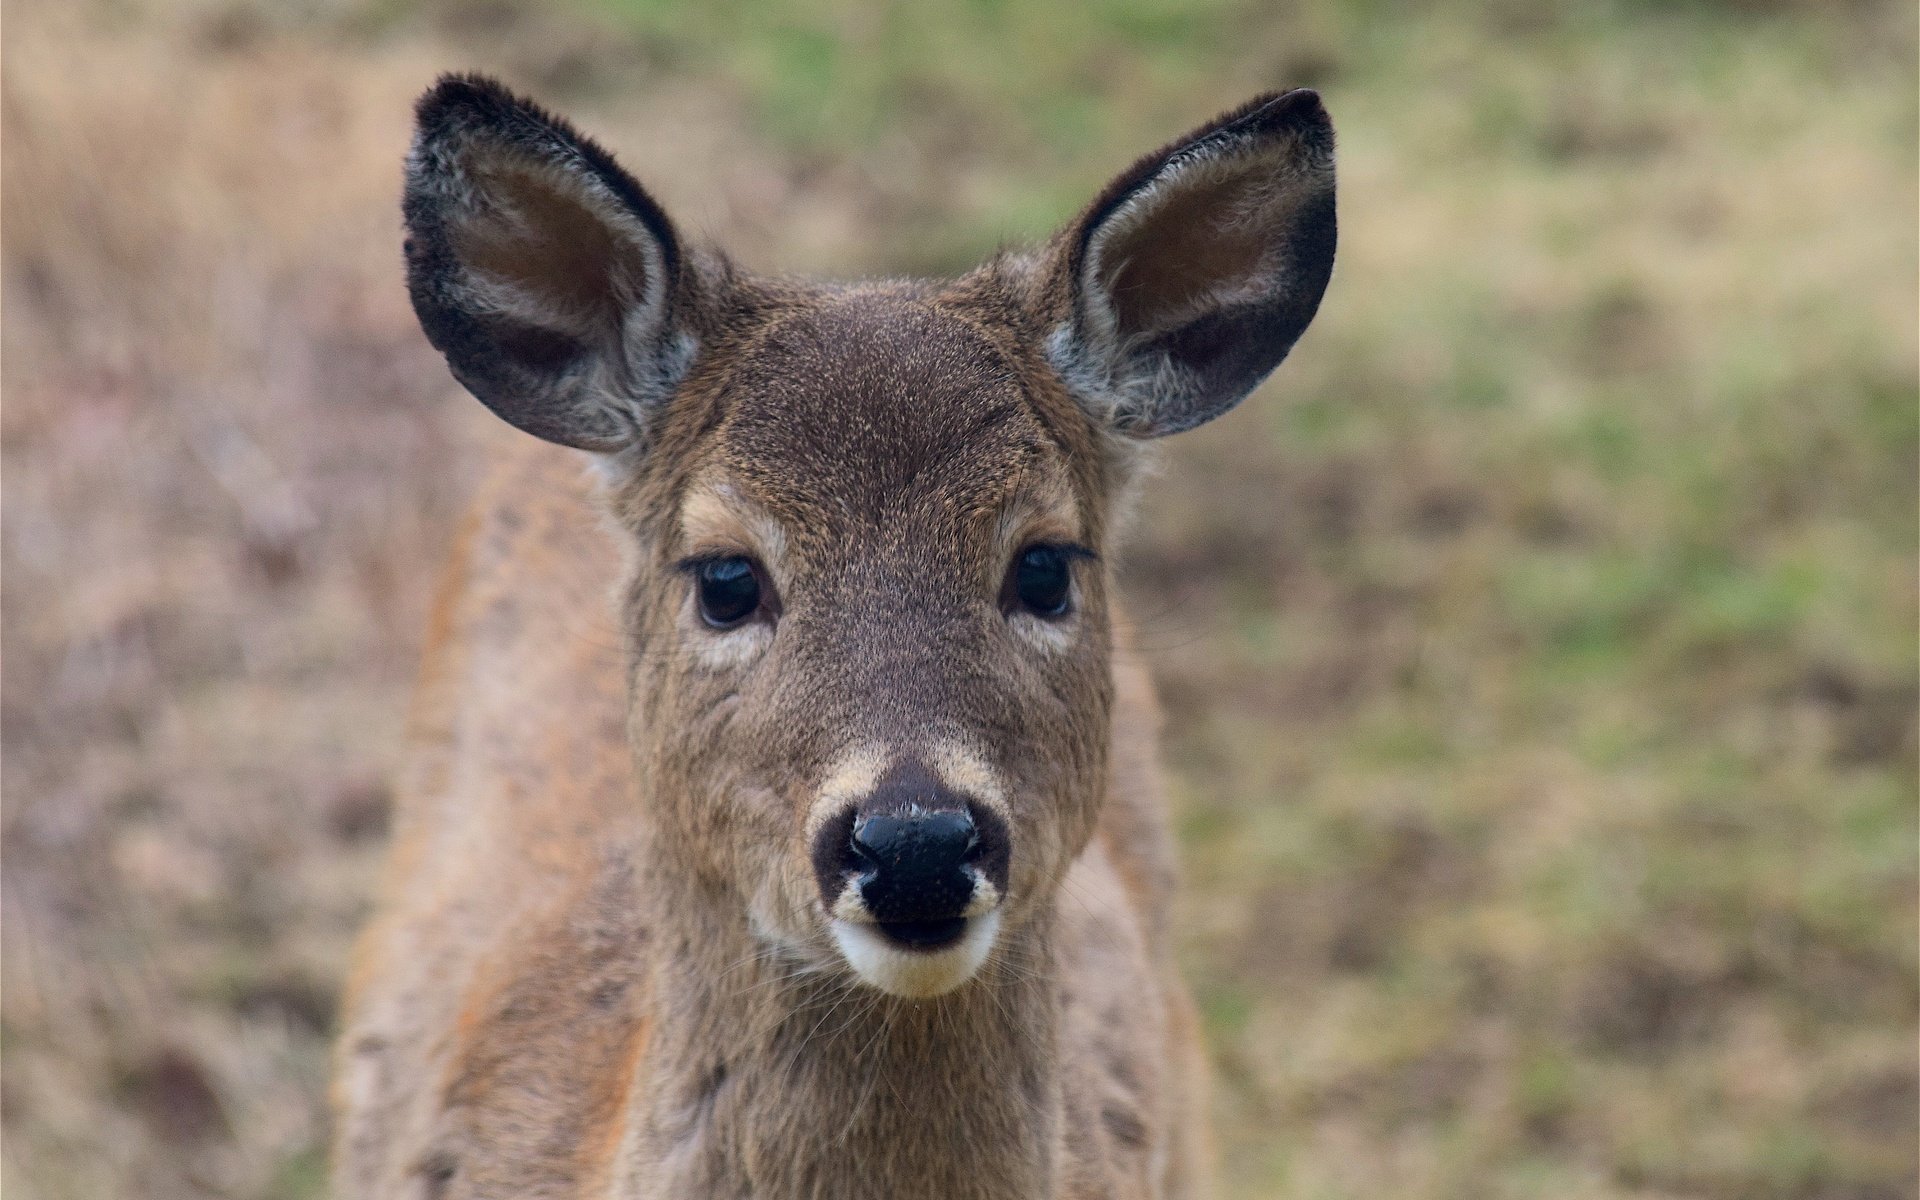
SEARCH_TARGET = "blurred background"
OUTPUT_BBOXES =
[3,0,1915,1196]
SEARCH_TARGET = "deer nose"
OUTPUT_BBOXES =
[809,760,1013,951]
[849,808,978,927]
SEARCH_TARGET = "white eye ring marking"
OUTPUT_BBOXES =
[1008,607,1077,653]
[684,589,772,668]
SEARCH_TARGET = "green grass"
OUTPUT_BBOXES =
[534,2,1914,1195]
[582,7,1918,1190]
[3,0,1913,1196]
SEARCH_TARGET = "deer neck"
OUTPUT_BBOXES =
[618,852,1063,1200]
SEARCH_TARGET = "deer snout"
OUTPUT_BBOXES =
[810,764,1011,994]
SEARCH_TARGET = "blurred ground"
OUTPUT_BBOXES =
[2,1,1915,1197]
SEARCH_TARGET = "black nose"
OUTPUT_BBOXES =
[850,808,978,925]
[808,761,1013,949]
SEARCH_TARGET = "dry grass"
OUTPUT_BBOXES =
[2,1,1914,1198]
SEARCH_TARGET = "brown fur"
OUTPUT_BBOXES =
[335,76,1334,1199]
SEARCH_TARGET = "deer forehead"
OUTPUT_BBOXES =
[672,293,1091,568]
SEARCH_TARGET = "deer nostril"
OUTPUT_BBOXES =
[842,834,878,877]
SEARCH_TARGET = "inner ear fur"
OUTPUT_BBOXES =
[404,74,694,452]
[454,164,649,338]
[1051,88,1337,438]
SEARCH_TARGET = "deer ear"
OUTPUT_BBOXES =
[1047,89,1336,438]
[403,75,696,452]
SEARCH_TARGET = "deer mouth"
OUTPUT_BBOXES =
[828,909,1002,998]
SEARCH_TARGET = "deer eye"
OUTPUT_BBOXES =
[693,557,762,628]
[1009,545,1074,618]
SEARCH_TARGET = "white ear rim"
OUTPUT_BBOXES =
[404,75,707,454]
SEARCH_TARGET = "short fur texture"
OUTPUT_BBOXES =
[335,75,1336,1199]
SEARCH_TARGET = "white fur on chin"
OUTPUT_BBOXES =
[830,910,1002,999]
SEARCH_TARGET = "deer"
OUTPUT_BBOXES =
[332,73,1335,1199]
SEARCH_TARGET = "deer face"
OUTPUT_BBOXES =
[400,76,1334,997]
[617,294,1117,997]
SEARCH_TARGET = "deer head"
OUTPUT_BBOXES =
[401,75,1334,999]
